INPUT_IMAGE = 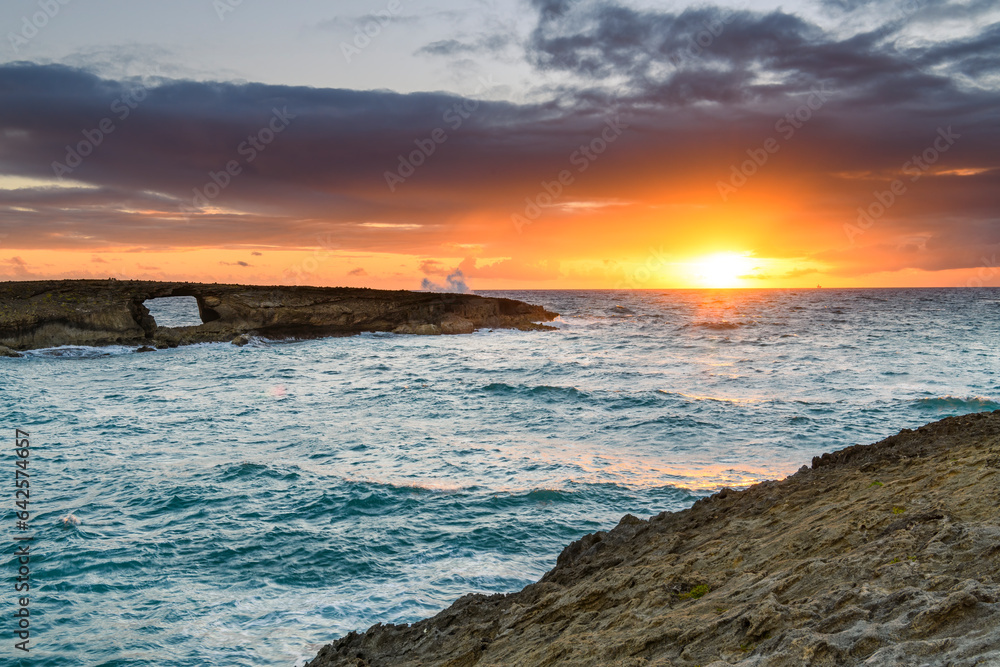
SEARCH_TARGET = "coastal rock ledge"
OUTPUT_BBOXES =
[307,411,1000,667]
[0,280,557,352]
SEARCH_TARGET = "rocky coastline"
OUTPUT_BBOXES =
[0,280,557,355]
[307,411,1000,666]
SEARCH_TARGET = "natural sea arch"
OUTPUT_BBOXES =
[141,296,205,328]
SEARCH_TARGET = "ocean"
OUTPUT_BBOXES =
[5,288,999,666]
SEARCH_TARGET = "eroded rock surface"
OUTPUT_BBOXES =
[0,280,557,352]
[307,412,1000,666]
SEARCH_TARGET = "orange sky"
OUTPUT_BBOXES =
[1,161,995,290]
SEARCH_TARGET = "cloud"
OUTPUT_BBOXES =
[0,63,588,252]
[417,34,514,57]
[348,267,367,276]
[91,256,109,263]
[524,0,1000,110]
[819,0,998,22]
[456,257,561,281]
[220,261,250,267]
[251,251,262,256]
[314,14,423,31]
[815,218,1000,277]
[2,255,32,278]
[420,259,449,276]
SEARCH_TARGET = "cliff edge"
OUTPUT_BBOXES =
[0,280,557,353]
[307,411,1000,666]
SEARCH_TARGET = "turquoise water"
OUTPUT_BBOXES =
[4,289,999,666]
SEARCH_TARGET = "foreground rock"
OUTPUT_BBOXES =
[0,280,557,352]
[308,412,1000,666]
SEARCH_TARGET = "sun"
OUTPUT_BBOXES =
[689,252,757,288]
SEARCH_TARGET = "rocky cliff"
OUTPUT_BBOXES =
[307,411,1000,666]
[0,280,557,354]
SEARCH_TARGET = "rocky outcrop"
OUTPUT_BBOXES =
[307,411,1000,666]
[0,280,557,352]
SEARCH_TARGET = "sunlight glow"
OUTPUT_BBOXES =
[689,252,758,288]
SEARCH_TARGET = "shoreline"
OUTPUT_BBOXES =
[307,411,1000,666]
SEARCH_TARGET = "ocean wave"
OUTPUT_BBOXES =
[21,344,143,358]
[216,461,303,482]
[627,414,721,430]
[336,475,479,495]
[331,476,698,500]
[912,396,1000,412]
[479,382,589,401]
[239,335,288,347]
[19,340,285,358]
[660,390,767,405]
[512,488,573,503]
[686,320,755,330]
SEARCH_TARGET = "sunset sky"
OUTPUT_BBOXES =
[0,0,997,289]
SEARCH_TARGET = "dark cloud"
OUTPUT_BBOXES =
[0,63,595,252]
[220,261,250,267]
[524,0,997,110]
[417,34,514,57]
[251,251,263,256]
[347,267,367,276]
[315,14,424,31]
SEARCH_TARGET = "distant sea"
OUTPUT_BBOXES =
[5,289,999,666]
